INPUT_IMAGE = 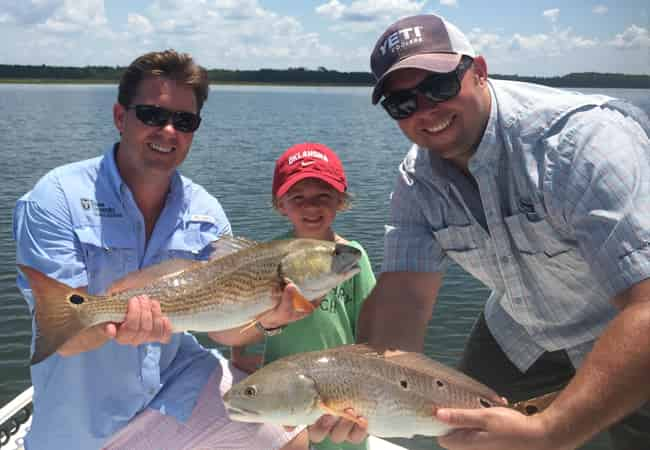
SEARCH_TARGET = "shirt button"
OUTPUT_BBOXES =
[500,256,510,264]
[149,388,157,395]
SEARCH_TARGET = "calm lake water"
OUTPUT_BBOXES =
[1,84,648,449]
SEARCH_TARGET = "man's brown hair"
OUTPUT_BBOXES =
[118,49,209,111]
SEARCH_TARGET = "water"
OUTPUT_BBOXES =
[1,84,648,449]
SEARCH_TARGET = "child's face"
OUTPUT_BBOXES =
[277,178,343,240]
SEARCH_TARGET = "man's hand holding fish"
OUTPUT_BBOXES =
[56,294,174,357]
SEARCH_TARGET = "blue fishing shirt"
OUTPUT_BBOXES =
[383,80,650,371]
[13,144,232,449]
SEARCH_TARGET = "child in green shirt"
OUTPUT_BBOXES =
[232,142,376,450]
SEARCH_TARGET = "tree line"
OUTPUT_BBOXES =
[1,64,648,89]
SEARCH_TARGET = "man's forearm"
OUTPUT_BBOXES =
[357,272,442,352]
[538,280,650,448]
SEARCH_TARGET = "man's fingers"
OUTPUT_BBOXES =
[102,322,117,339]
[436,407,489,430]
[150,300,164,342]
[116,296,142,344]
[138,296,154,338]
[161,317,173,343]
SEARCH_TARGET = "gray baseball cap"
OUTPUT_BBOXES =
[370,14,476,104]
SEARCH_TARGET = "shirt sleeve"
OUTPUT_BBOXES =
[381,160,447,274]
[13,170,87,311]
[545,106,650,297]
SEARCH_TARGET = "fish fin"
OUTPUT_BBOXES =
[318,403,365,427]
[511,390,560,415]
[206,236,259,261]
[238,319,259,334]
[106,259,199,294]
[19,265,93,365]
[280,277,315,313]
[292,291,315,313]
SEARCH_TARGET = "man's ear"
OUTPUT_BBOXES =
[113,103,126,133]
[472,56,489,86]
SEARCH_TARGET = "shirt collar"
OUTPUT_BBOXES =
[468,81,501,173]
[103,143,184,203]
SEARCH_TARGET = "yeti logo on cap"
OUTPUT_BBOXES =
[378,26,424,56]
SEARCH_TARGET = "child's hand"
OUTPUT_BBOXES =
[308,412,368,444]
[259,282,316,330]
[230,346,264,373]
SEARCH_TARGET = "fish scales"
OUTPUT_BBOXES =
[82,241,294,320]
[298,350,484,416]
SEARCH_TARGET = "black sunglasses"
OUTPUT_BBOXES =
[127,104,201,133]
[381,55,474,120]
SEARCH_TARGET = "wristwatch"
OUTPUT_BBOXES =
[255,321,286,336]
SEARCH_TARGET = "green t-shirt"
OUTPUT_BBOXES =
[265,233,376,450]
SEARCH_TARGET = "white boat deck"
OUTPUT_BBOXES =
[0,386,407,450]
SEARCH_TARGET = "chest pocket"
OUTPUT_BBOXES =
[74,225,137,294]
[433,223,493,288]
[504,213,573,257]
[154,216,222,263]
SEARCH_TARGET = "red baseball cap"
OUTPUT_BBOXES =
[272,142,347,198]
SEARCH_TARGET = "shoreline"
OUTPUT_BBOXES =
[1,78,649,90]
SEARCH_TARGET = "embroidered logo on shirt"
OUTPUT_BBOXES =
[190,214,216,224]
[80,198,123,218]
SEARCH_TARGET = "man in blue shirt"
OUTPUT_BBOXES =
[321,14,650,450]
[13,50,307,449]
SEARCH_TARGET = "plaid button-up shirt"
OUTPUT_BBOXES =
[382,80,650,371]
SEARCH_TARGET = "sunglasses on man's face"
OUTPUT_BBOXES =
[127,104,201,133]
[381,56,474,121]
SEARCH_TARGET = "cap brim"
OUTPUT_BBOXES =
[371,53,463,104]
[274,172,346,199]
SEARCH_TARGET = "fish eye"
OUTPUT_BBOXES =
[244,386,257,398]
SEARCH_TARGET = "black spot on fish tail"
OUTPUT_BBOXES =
[525,405,539,415]
[69,294,85,305]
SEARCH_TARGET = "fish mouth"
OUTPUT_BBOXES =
[332,244,362,275]
[225,405,261,418]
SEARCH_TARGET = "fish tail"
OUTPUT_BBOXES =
[19,265,93,365]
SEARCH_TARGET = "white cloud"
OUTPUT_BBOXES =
[609,24,650,49]
[510,33,549,51]
[467,31,502,53]
[127,14,154,35]
[315,0,425,23]
[316,0,346,20]
[542,8,560,23]
[440,0,458,6]
[592,5,608,15]
[27,0,108,34]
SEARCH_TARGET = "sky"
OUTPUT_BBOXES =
[0,0,648,76]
